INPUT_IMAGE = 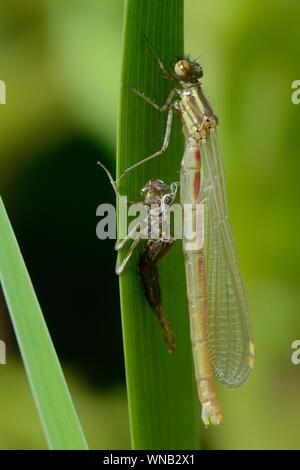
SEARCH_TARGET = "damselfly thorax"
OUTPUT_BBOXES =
[175,86,215,141]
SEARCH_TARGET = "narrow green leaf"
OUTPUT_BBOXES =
[117,0,201,449]
[0,197,88,450]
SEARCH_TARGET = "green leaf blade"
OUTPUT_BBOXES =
[0,197,88,450]
[117,0,201,450]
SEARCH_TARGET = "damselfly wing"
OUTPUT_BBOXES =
[199,129,254,388]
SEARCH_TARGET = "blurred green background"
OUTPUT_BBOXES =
[0,0,300,450]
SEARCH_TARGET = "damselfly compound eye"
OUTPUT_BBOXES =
[175,59,191,77]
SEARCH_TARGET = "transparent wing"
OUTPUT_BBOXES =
[199,128,254,388]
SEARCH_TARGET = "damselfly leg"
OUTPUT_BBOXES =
[117,107,174,183]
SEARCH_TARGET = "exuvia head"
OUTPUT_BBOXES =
[141,179,177,207]
[141,179,171,197]
[174,59,203,82]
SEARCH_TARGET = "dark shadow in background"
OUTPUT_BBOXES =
[3,136,125,387]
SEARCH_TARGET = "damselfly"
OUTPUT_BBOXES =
[117,41,254,426]
[99,163,177,353]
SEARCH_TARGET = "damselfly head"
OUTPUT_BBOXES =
[174,59,203,81]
